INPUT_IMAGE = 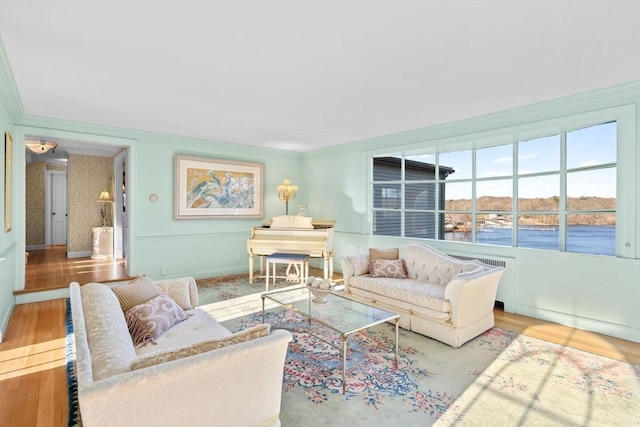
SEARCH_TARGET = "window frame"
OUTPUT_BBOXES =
[369,106,634,258]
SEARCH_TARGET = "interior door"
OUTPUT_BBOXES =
[51,173,67,245]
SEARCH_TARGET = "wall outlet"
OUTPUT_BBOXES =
[160,267,167,275]
[236,254,240,261]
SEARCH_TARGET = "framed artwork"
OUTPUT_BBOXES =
[4,132,13,233]
[174,155,264,219]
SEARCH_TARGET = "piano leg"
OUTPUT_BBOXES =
[249,254,254,284]
[322,254,335,280]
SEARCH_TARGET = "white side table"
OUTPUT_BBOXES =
[91,226,114,260]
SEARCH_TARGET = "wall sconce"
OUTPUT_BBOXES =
[276,179,298,215]
[97,190,114,227]
[25,139,58,154]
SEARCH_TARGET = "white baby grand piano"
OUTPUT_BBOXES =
[247,215,335,283]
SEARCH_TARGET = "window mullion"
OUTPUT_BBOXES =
[559,132,567,251]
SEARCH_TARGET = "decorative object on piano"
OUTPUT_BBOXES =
[297,205,308,216]
[174,155,264,219]
[307,276,334,305]
[97,190,114,227]
[276,179,298,215]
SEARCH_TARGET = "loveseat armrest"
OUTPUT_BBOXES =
[444,267,504,327]
[340,254,370,292]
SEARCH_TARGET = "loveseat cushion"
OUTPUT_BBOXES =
[349,276,451,313]
[80,283,137,381]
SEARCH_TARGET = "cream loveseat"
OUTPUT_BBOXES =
[69,276,292,427]
[340,244,504,348]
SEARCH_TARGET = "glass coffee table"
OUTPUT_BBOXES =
[261,285,400,394]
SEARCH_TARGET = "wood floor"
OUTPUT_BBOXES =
[21,245,132,293]
[1,270,638,426]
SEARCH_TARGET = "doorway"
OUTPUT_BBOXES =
[46,170,67,246]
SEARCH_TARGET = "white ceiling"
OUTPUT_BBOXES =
[1,1,639,153]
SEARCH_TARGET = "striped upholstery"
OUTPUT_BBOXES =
[111,276,160,311]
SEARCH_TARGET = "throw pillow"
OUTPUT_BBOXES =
[111,276,160,312]
[369,247,399,260]
[130,324,271,370]
[124,294,189,347]
[369,258,408,279]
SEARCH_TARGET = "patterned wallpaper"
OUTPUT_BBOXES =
[25,162,45,246]
[67,155,113,254]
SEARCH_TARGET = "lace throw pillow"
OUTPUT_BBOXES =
[124,294,189,347]
[369,259,408,279]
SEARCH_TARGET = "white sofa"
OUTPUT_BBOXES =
[69,276,292,427]
[340,244,504,348]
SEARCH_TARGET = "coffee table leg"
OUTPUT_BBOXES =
[395,317,399,360]
[261,295,266,323]
[342,335,348,394]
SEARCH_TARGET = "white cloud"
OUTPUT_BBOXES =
[494,156,512,164]
[518,152,539,160]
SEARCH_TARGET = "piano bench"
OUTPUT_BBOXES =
[266,253,309,291]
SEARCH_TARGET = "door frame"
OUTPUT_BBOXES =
[45,169,67,247]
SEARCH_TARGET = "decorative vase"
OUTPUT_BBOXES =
[297,205,308,216]
[306,277,333,305]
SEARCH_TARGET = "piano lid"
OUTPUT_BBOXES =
[262,216,336,230]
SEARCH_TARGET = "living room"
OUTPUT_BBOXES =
[0,1,639,426]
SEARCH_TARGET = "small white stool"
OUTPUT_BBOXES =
[265,253,309,291]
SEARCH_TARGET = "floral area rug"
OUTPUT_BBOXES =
[196,272,296,305]
[221,309,640,427]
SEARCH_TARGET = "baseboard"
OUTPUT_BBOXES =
[26,245,46,251]
[15,288,70,304]
[67,251,92,259]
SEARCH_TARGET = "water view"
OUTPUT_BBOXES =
[446,225,615,256]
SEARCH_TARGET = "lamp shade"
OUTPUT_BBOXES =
[97,191,113,203]
[25,139,58,154]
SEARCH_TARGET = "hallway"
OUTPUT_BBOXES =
[21,245,132,293]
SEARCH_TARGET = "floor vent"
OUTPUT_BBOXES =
[449,254,506,268]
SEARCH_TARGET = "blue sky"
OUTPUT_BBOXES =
[407,121,616,200]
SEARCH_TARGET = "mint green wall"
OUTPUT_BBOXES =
[0,39,24,340]
[303,81,640,343]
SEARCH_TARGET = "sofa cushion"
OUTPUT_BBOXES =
[80,283,137,381]
[125,294,189,347]
[112,276,161,312]
[135,308,233,356]
[369,247,399,260]
[130,324,271,370]
[349,276,451,313]
[369,259,407,279]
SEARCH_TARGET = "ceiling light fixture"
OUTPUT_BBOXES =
[25,139,58,154]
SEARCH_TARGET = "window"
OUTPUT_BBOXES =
[371,121,617,256]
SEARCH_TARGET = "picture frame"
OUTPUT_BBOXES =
[4,132,13,233]
[174,155,264,219]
